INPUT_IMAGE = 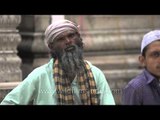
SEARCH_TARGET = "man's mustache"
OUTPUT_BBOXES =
[64,45,76,52]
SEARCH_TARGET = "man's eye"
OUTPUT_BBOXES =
[68,33,75,38]
[56,37,65,41]
[151,52,160,57]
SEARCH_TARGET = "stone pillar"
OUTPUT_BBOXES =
[66,15,160,104]
[0,15,22,101]
[17,15,51,79]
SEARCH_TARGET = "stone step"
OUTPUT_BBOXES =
[0,82,21,90]
[84,53,141,70]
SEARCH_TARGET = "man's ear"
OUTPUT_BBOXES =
[48,44,55,50]
[48,44,55,52]
[139,55,146,67]
[48,44,52,49]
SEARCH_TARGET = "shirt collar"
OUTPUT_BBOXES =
[143,69,157,84]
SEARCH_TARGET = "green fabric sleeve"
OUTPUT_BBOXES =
[0,70,38,105]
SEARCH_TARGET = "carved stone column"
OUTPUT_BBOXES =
[0,15,22,101]
[66,15,160,104]
[17,15,50,79]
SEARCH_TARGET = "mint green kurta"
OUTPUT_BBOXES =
[1,59,115,105]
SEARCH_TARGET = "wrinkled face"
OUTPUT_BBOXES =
[49,30,83,55]
[49,30,84,78]
[139,40,160,78]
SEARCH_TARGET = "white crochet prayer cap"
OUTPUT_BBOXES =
[141,30,160,53]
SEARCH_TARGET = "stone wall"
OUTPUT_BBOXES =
[17,15,50,79]
[0,15,22,101]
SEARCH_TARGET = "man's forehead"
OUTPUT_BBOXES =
[57,30,76,37]
[147,40,160,51]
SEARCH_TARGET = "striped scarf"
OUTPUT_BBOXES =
[53,59,99,105]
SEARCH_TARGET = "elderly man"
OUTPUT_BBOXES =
[1,19,115,105]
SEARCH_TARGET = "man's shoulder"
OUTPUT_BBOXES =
[28,59,52,77]
[85,60,103,73]
[127,71,146,89]
[33,63,49,72]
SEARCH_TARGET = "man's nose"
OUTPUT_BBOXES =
[65,37,72,44]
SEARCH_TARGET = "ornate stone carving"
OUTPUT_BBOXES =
[17,15,50,79]
[0,15,22,101]
[0,15,21,28]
